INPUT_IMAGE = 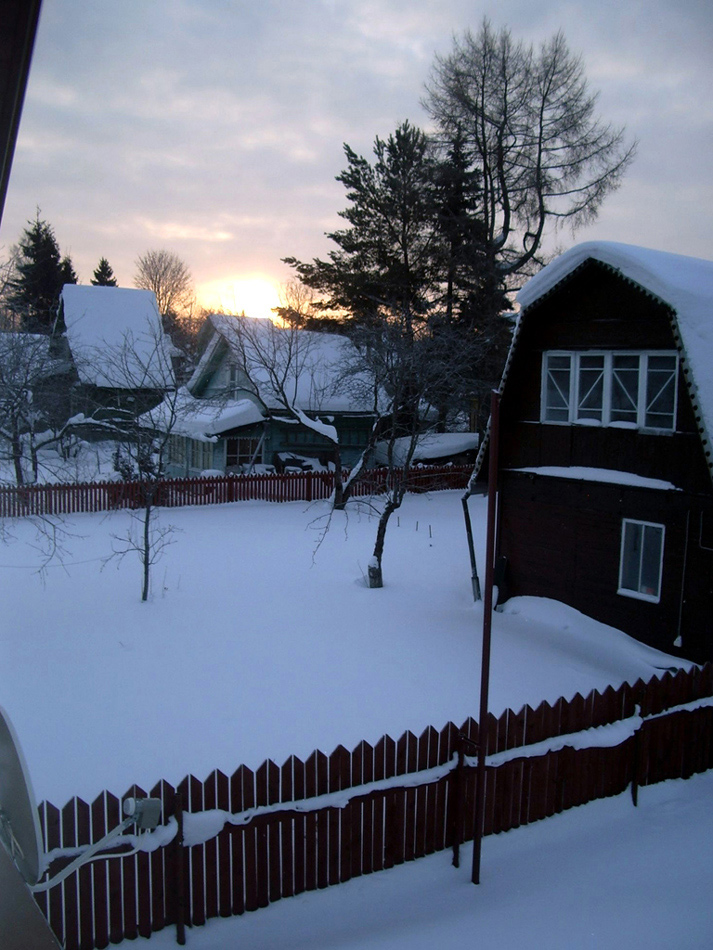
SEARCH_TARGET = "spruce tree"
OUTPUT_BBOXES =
[8,212,77,332]
[91,257,118,286]
[284,121,440,334]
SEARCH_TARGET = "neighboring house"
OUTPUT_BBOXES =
[56,284,175,425]
[164,314,379,477]
[491,241,713,661]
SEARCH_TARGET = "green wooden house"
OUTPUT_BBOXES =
[164,314,378,477]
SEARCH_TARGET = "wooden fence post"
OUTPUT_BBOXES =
[173,794,186,946]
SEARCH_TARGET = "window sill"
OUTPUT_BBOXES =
[617,587,661,604]
[540,420,675,435]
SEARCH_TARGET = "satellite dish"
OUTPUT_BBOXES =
[0,703,162,910]
[0,704,43,885]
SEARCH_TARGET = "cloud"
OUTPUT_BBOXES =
[1,0,710,296]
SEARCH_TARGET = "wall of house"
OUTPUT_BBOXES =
[498,471,712,659]
[269,416,373,470]
[497,261,713,660]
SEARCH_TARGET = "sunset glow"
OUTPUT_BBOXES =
[198,277,281,321]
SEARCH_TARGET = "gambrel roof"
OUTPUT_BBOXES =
[514,241,713,480]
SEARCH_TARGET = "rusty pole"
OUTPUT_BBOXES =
[472,389,501,885]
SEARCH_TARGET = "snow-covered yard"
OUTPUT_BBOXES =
[1,490,685,808]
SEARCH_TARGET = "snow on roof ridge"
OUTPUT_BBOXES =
[515,241,713,484]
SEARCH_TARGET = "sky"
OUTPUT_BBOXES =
[1,0,711,318]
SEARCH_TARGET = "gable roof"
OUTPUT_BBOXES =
[60,285,175,388]
[190,314,378,414]
[514,241,713,482]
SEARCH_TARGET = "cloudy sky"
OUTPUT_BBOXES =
[2,0,711,316]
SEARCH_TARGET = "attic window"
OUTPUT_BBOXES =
[542,351,677,431]
[228,364,239,396]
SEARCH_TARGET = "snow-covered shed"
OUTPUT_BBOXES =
[492,241,713,661]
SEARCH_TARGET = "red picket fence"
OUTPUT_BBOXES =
[0,466,474,518]
[34,663,713,950]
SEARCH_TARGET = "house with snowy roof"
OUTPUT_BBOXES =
[163,314,380,476]
[490,241,713,661]
[55,284,175,424]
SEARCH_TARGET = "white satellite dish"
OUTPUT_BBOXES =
[0,705,61,949]
[0,704,43,885]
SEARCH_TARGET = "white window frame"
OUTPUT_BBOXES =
[618,518,665,603]
[541,351,678,432]
[190,439,213,471]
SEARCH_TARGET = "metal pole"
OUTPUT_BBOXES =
[472,389,501,885]
[461,494,482,601]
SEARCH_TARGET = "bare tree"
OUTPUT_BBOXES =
[134,249,194,319]
[424,20,637,280]
[0,331,82,485]
[344,319,460,588]
[96,328,179,601]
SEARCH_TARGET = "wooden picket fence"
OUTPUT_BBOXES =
[34,662,713,950]
[0,465,473,518]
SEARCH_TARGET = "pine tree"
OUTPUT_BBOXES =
[8,212,78,332]
[91,257,118,286]
[284,121,440,334]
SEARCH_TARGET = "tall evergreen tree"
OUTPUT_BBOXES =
[285,121,441,334]
[7,212,77,332]
[91,257,118,286]
[285,122,511,428]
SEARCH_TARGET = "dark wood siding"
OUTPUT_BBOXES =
[498,471,700,655]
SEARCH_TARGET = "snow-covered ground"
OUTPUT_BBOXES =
[1,490,685,808]
[126,770,713,950]
[0,439,121,487]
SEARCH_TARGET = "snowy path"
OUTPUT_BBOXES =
[126,772,713,950]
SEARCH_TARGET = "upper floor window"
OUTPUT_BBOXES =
[542,351,678,431]
[228,363,239,397]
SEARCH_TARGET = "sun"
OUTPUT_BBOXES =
[198,277,281,321]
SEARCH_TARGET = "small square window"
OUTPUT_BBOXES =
[618,519,664,602]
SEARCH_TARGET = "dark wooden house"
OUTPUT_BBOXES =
[492,242,713,662]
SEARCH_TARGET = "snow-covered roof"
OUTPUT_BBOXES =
[374,432,479,467]
[516,241,713,478]
[191,314,378,414]
[140,388,265,441]
[61,285,175,388]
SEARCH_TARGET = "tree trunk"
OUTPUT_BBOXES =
[141,500,152,602]
[31,438,39,483]
[368,493,400,588]
[11,425,24,488]
[332,452,345,510]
